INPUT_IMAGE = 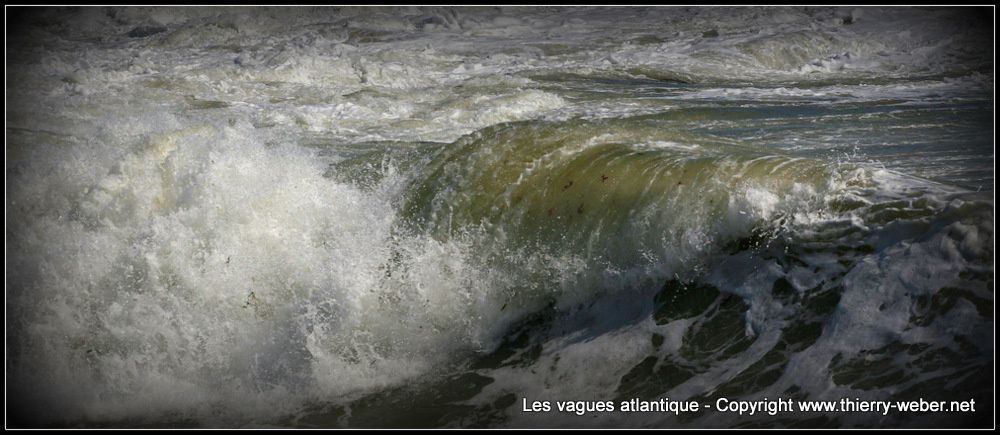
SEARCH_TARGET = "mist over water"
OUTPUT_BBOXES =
[6,6,994,428]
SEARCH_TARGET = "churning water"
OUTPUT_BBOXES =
[6,6,994,428]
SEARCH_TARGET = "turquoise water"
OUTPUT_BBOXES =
[6,6,993,428]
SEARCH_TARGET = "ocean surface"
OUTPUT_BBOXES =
[6,6,994,428]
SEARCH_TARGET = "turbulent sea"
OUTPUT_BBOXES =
[5,6,994,428]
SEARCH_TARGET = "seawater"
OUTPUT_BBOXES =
[5,6,993,428]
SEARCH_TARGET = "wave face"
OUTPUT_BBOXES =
[6,6,993,428]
